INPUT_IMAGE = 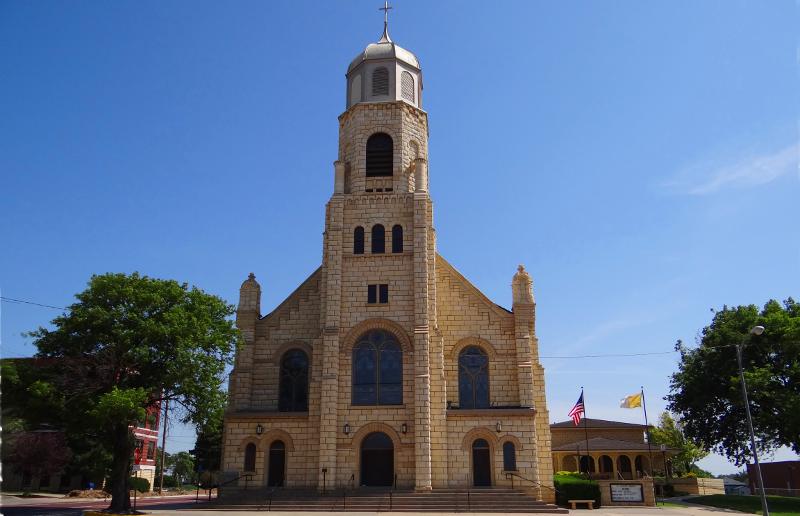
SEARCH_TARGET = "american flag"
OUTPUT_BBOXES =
[568,392,585,426]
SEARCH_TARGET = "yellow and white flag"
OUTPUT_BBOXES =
[620,392,642,409]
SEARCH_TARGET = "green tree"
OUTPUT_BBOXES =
[192,399,224,476]
[30,272,239,512]
[649,412,708,476]
[666,298,800,466]
[170,451,196,486]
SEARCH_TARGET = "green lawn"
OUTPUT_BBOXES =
[691,495,800,516]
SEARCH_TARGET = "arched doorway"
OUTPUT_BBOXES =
[579,455,595,473]
[635,455,650,477]
[360,432,394,486]
[599,455,613,475]
[617,455,632,479]
[472,438,492,486]
[267,441,285,487]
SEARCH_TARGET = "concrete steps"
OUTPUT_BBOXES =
[216,487,567,513]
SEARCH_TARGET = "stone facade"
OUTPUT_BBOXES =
[222,28,555,503]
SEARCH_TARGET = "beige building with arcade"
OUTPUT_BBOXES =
[221,22,555,503]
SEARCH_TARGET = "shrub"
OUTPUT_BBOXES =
[553,473,601,508]
[128,476,150,493]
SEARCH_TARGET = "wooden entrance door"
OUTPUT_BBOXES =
[472,438,491,486]
[360,432,394,486]
[267,441,285,487]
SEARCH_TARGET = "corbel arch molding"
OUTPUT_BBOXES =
[460,427,499,451]
[271,340,313,366]
[346,421,406,450]
[498,433,523,449]
[342,318,413,354]
[259,429,295,452]
[238,436,261,451]
[450,336,497,361]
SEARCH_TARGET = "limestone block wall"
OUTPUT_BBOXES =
[435,259,520,408]
[338,103,428,194]
[223,415,319,488]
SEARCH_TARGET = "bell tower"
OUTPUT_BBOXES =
[317,10,436,490]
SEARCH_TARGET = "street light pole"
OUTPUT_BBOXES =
[737,325,769,516]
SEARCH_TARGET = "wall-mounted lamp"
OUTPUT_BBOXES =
[344,423,351,435]
[256,424,264,435]
[401,423,408,434]
[496,422,502,433]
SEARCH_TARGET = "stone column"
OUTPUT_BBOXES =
[412,189,433,491]
[317,195,344,490]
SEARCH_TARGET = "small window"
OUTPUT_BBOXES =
[391,225,403,253]
[244,443,256,472]
[147,442,156,460]
[503,442,517,471]
[368,284,388,304]
[372,67,389,96]
[366,133,393,177]
[354,226,364,254]
[372,224,385,253]
[401,71,415,103]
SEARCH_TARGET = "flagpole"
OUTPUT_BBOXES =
[641,386,654,477]
[582,387,590,476]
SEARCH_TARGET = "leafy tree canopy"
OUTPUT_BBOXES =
[30,272,239,512]
[666,298,800,466]
[649,412,708,476]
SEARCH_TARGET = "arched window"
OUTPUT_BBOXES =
[372,67,389,96]
[579,455,596,473]
[503,442,517,471]
[354,226,365,254]
[371,224,385,254]
[352,330,402,405]
[366,133,393,177]
[278,349,309,412]
[244,442,256,472]
[458,346,489,409]
[599,455,613,473]
[391,225,403,253]
[401,71,415,103]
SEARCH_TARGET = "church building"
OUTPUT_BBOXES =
[221,17,555,503]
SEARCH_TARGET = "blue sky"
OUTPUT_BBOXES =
[1,1,797,473]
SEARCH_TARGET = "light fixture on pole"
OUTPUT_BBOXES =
[737,325,769,516]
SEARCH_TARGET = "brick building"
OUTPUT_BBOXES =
[221,21,555,502]
[131,402,161,489]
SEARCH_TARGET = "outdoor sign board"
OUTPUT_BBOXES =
[610,483,644,502]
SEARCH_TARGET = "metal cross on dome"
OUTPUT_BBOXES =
[379,1,392,26]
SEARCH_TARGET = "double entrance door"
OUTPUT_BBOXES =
[360,432,394,487]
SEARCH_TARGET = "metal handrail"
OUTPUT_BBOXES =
[343,474,354,511]
[505,472,561,498]
[262,486,278,511]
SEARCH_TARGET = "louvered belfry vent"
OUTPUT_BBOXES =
[366,133,393,177]
[372,67,389,96]
[401,71,415,103]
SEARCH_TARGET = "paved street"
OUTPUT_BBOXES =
[0,493,214,515]
[0,494,746,516]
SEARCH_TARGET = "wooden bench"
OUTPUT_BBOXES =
[569,499,595,510]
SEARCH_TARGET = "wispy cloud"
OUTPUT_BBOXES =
[664,141,798,195]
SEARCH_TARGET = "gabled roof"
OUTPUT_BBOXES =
[551,418,646,429]
[553,437,675,452]
[436,254,513,316]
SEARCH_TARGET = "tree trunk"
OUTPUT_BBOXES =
[108,424,132,513]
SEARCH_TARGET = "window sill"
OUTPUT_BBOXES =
[446,407,535,417]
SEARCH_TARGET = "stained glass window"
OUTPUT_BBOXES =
[353,330,402,405]
[458,346,489,409]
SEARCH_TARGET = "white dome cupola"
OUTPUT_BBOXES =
[346,5,422,110]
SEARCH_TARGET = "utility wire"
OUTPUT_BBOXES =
[1,296,66,310]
